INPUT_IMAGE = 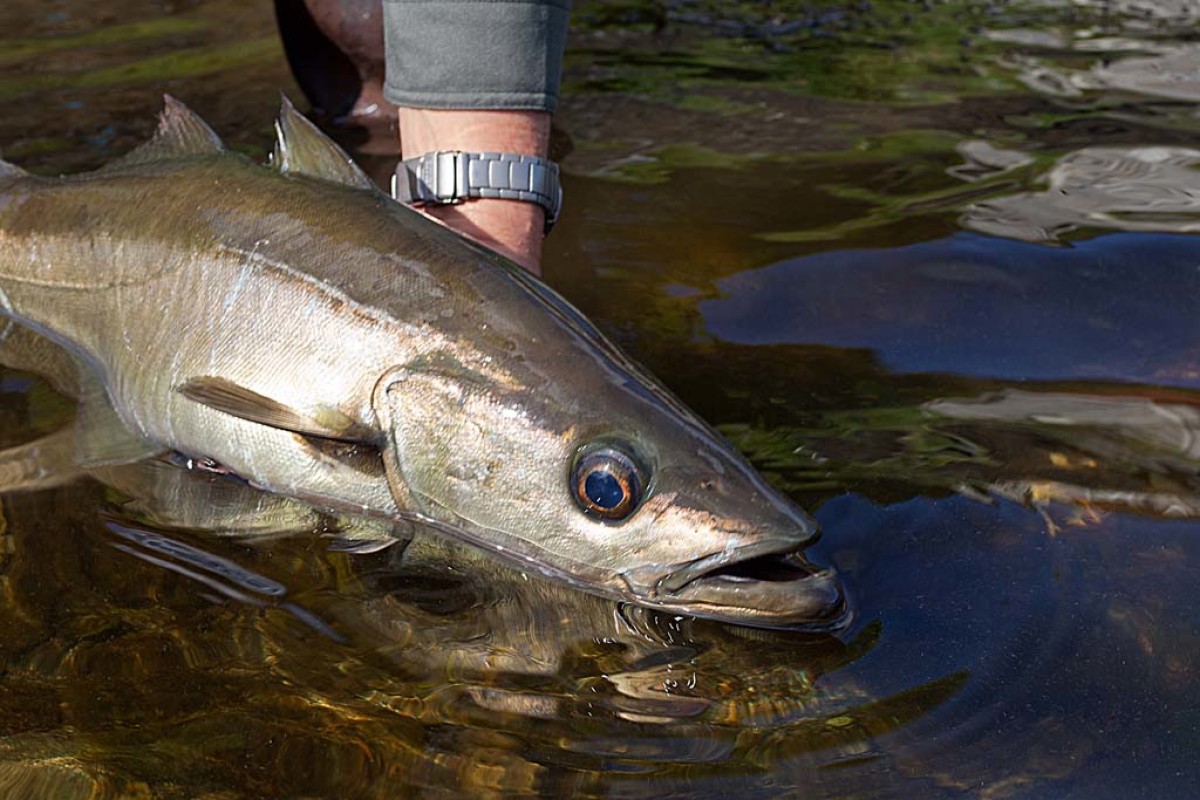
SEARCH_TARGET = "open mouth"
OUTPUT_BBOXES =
[650,541,851,631]
[701,550,819,583]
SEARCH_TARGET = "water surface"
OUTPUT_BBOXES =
[0,1,1197,797]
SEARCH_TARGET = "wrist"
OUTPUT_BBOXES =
[422,200,544,274]
[395,109,556,274]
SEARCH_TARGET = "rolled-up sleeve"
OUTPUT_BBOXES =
[383,0,571,112]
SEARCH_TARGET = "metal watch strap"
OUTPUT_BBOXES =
[392,151,562,233]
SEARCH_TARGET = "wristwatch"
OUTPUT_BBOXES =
[392,151,563,233]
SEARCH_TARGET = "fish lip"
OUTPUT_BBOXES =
[642,539,852,631]
[656,537,803,594]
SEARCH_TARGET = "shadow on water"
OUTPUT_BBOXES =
[0,0,1198,797]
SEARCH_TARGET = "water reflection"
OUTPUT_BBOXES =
[928,389,1200,519]
[698,232,1200,385]
[0,425,966,797]
[946,140,1034,183]
[961,146,1200,241]
[1007,38,1200,103]
[0,0,1198,795]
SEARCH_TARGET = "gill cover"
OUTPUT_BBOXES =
[370,358,585,576]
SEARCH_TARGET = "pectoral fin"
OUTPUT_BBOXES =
[76,369,165,467]
[325,518,412,555]
[178,376,377,444]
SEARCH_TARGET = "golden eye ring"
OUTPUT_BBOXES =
[570,445,644,522]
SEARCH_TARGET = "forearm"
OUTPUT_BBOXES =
[382,0,570,274]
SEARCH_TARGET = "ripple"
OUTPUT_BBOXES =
[963,146,1200,241]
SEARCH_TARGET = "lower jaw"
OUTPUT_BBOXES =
[644,571,852,631]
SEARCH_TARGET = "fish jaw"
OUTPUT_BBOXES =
[619,537,851,630]
[377,507,850,632]
[604,464,851,630]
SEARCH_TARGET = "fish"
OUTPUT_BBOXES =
[0,96,849,630]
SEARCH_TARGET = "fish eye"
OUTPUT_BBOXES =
[570,445,645,522]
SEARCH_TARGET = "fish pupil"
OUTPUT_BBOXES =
[585,470,624,509]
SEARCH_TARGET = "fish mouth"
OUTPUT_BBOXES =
[637,539,851,631]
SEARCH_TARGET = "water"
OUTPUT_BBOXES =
[0,0,1198,796]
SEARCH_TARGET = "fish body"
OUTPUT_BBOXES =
[0,98,848,629]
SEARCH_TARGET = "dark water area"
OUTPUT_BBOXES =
[0,0,1198,797]
[701,232,1200,385]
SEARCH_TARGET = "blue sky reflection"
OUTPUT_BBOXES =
[700,232,1200,386]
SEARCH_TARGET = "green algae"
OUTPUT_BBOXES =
[674,92,757,115]
[0,138,75,158]
[592,130,969,184]
[0,38,281,101]
[596,143,766,184]
[0,19,211,66]
[570,0,1024,106]
[588,127,1033,240]
[751,132,1058,243]
[720,407,999,499]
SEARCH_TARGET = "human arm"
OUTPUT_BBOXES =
[382,0,570,275]
[398,108,551,272]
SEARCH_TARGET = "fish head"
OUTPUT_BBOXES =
[372,353,849,631]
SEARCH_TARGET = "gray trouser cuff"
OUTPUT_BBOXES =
[383,0,571,112]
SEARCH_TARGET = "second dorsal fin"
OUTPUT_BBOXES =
[102,95,225,172]
[0,156,28,183]
[271,94,375,191]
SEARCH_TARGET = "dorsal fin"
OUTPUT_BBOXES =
[271,94,375,191]
[0,157,29,182]
[102,94,225,171]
